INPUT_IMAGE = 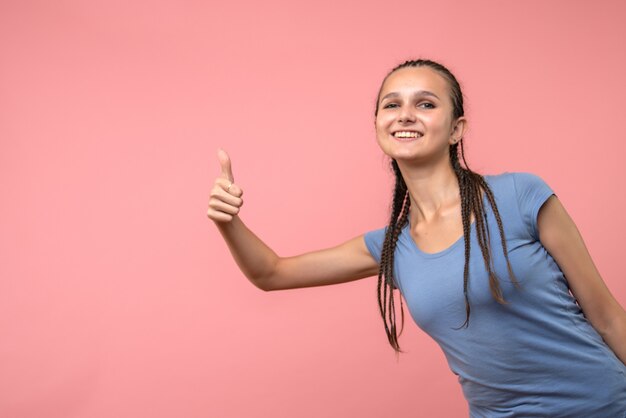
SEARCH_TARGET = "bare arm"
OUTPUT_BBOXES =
[538,196,626,365]
[208,149,379,291]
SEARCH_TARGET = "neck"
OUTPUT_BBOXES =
[396,156,460,225]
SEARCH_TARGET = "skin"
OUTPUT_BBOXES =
[207,67,626,365]
[537,197,626,364]
[375,67,470,253]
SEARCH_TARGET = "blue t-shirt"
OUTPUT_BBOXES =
[364,172,626,417]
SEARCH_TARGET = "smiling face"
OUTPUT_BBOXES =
[375,66,466,165]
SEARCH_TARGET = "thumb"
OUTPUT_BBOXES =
[217,148,234,183]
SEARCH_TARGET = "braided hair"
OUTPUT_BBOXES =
[374,59,517,353]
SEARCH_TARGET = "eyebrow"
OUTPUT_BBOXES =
[379,90,441,102]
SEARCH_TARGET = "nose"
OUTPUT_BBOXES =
[397,105,416,123]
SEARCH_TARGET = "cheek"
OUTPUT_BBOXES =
[374,115,391,133]
[374,123,387,148]
[420,115,450,137]
[375,122,389,144]
[434,114,454,132]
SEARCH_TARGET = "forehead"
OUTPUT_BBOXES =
[379,66,450,99]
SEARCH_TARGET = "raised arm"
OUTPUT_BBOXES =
[207,149,379,291]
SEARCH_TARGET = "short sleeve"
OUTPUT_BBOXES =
[364,226,400,290]
[363,226,387,264]
[512,172,556,240]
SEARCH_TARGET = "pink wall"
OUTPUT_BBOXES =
[1,1,625,417]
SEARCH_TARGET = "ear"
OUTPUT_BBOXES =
[449,116,468,144]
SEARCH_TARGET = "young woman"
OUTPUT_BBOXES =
[207,59,626,417]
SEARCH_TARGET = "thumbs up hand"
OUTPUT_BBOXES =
[207,148,244,223]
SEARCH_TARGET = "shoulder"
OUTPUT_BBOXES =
[363,226,388,264]
[483,172,552,195]
[482,171,555,207]
[507,172,554,200]
[481,172,516,198]
[492,172,555,239]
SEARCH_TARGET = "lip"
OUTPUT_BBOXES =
[391,130,423,142]
[392,129,423,135]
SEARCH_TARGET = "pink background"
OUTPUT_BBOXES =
[1,1,625,417]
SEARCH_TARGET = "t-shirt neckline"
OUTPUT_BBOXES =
[402,175,492,259]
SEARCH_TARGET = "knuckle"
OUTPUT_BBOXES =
[215,179,228,190]
[212,190,225,200]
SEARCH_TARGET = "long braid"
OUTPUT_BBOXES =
[451,142,518,328]
[459,134,519,297]
[475,175,519,290]
[470,170,499,299]
[451,144,474,328]
[375,59,519,352]
[376,160,408,351]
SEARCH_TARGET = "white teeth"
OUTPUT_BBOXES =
[393,131,421,138]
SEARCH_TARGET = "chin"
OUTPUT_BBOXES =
[379,144,421,160]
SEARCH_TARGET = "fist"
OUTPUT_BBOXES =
[207,148,244,223]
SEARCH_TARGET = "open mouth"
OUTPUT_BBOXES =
[392,131,423,141]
